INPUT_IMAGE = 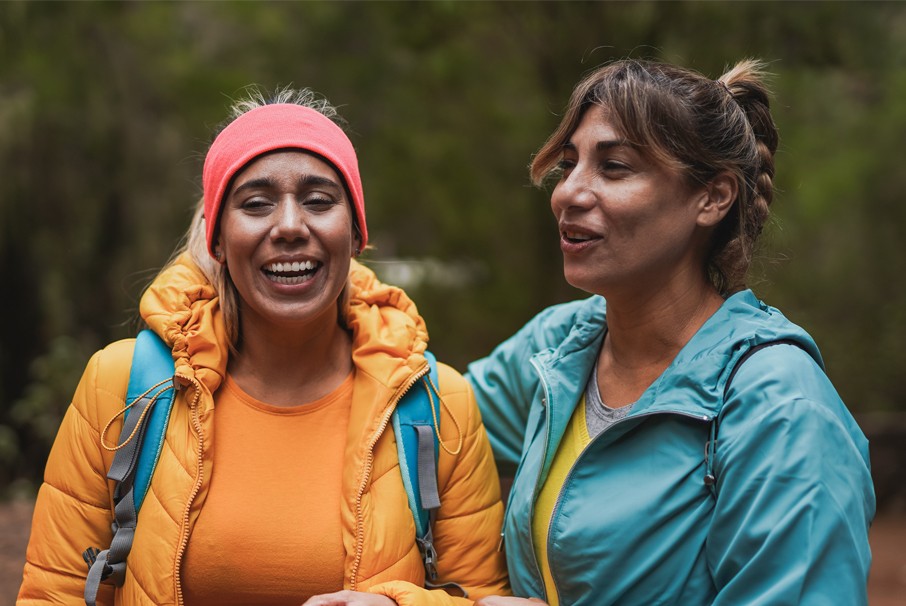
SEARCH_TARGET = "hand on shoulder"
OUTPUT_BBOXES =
[301,590,397,605]
[474,597,548,606]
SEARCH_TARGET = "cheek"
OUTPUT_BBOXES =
[219,213,273,256]
[218,215,247,253]
[325,212,356,255]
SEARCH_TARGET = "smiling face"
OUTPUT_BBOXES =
[216,150,356,334]
[550,107,714,298]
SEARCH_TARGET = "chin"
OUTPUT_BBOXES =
[564,267,612,297]
[564,273,595,295]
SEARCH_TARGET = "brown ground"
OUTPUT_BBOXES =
[2,499,904,604]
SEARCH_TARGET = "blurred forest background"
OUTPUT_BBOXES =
[1,1,905,516]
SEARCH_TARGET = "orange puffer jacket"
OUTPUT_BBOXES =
[19,255,508,605]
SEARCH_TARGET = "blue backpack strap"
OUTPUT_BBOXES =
[125,330,177,511]
[83,329,176,605]
[392,352,442,580]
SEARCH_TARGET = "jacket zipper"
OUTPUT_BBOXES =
[348,363,429,590]
[516,356,554,600]
[547,408,712,606]
[174,377,206,606]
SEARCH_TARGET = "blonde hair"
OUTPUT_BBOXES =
[188,199,241,348]
[531,59,778,295]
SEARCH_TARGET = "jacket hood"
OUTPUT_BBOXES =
[345,259,430,391]
[140,255,228,396]
[644,289,823,418]
[139,253,429,399]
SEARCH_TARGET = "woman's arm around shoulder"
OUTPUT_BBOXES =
[707,343,875,606]
[18,339,136,605]
[466,300,594,466]
[369,363,509,606]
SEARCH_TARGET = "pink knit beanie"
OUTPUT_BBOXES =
[202,103,367,258]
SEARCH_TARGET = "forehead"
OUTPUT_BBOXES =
[233,149,343,185]
[568,106,625,146]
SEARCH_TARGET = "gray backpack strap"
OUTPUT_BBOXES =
[83,389,157,605]
[414,424,442,512]
[411,381,467,598]
[413,424,442,582]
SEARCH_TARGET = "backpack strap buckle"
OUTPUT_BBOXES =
[415,525,439,582]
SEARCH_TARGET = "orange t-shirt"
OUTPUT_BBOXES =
[182,372,354,605]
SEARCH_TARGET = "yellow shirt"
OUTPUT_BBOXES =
[532,396,591,606]
[182,372,353,605]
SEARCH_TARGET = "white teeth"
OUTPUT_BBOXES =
[565,231,592,241]
[266,260,315,273]
[264,260,317,285]
[270,274,312,285]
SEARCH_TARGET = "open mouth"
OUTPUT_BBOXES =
[563,230,595,244]
[262,260,321,285]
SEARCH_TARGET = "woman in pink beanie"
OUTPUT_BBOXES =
[19,87,508,606]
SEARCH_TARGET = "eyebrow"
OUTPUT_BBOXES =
[297,175,342,191]
[231,175,342,196]
[562,139,633,153]
[231,177,275,195]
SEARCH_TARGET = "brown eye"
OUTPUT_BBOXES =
[303,196,337,209]
[557,159,576,178]
[241,197,272,211]
[600,161,632,176]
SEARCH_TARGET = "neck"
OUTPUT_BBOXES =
[595,274,724,407]
[228,307,354,407]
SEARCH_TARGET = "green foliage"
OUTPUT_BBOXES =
[1,336,88,497]
[1,1,905,493]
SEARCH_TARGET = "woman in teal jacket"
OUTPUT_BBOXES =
[469,59,875,606]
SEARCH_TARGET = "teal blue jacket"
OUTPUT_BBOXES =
[467,290,874,605]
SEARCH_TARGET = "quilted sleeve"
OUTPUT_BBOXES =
[17,340,134,605]
[369,363,509,605]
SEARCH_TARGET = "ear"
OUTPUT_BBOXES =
[351,226,362,257]
[696,172,737,228]
[213,240,226,265]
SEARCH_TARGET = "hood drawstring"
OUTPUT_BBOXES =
[424,374,463,456]
[704,418,718,494]
[100,379,175,452]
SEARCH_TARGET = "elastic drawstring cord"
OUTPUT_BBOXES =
[424,375,463,456]
[704,418,718,489]
[99,379,175,451]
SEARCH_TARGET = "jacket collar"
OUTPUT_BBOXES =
[641,290,821,418]
[535,290,822,420]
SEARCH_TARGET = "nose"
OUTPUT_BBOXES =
[271,198,310,242]
[551,165,597,216]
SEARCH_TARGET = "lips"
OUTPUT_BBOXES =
[558,221,602,255]
[562,230,595,243]
[560,220,601,242]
